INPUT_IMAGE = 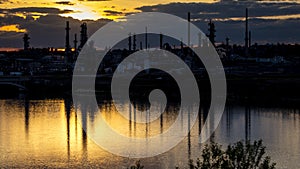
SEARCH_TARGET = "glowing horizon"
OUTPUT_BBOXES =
[0,0,299,46]
[0,0,298,21]
[0,0,221,21]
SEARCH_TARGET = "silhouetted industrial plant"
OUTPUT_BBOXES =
[0,9,300,102]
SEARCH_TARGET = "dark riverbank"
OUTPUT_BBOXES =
[1,74,300,107]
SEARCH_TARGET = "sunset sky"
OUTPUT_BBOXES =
[0,0,299,48]
[0,0,219,21]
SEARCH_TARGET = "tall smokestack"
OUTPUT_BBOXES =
[181,40,183,50]
[249,31,252,48]
[74,33,77,56]
[245,8,249,56]
[128,33,132,51]
[133,34,136,51]
[145,27,148,49]
[188,12,191,47]
[65,21,71,54]
[226,37,229,54]
[23,33,30,51]
[79,23,88,49]
[208,19,216,46]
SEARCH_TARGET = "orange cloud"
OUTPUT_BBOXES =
[0,24,27,33]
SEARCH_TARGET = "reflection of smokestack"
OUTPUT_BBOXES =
[160,33,163,49]
[245,8,249,56]
[188,12,191,47]
[128,33,132,51]
[65,21,71,54]
[145,27,148,49]
[133,34,136,51]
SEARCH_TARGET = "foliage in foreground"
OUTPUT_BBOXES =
[128,160,144,169]
[189,139,276,169]
[129,140,276,169]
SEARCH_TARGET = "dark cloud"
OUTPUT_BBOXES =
[10,7,61,14]
[136,1,300,44]
[103,10,123,16]
[22,15,109,48]
[61,9,76,14]
[0,8,111,48]
[55,1,74,5]
[8,7,72,15]
[0,7,76,22]
[137,1,300,19]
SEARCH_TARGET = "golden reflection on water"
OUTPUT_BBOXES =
[0,99,119,168]
[0,99,185,168]
[0,99,300,168]
[99,102,178,138]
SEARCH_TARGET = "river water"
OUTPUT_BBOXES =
[0,98,299,168]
